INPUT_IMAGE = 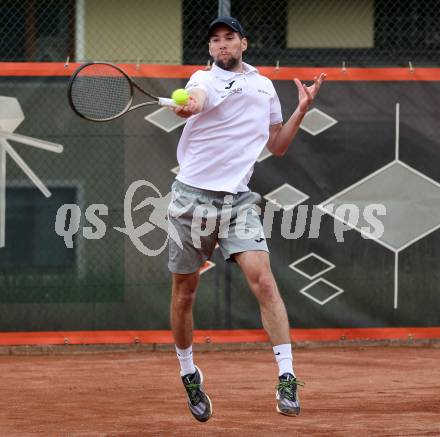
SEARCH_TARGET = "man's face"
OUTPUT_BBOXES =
[208,25,247,71]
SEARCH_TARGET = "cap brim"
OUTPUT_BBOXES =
[208,20,244,37]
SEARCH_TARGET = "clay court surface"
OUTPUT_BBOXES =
[0,345,439,436]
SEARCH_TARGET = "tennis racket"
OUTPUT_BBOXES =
[67,62,177,122]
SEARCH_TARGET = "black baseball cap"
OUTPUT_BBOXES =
[208,16,245,37]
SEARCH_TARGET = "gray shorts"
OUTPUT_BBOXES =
[167,180,269,274]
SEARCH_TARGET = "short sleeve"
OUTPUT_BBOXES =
[185,70,210,94]
[270,89,283,125]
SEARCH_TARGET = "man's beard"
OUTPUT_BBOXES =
[215,55,239,71]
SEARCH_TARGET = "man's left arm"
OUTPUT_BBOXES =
[267,73,326,157]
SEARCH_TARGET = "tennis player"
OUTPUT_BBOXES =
[168,16,325,422]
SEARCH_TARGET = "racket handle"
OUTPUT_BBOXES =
[158,97,178,108]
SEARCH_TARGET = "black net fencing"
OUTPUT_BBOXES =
[1,0,440,67]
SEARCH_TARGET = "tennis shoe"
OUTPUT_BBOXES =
[181,365,213,422]
[275,373,304,416]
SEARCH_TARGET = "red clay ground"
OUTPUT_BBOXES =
[0,346,439,436]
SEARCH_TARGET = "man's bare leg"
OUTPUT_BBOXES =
[234,251,290,345]
[170,270,213,422]
[234,250,302,416]
[171,271,199,349]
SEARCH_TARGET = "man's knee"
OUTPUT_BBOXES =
[254,272,278,304]
[172,272,199,309]
[174,288,197,309]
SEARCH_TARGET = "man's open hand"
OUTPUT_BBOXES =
[294,73,326,114]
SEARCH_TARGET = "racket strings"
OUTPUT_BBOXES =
[70,64,132,121]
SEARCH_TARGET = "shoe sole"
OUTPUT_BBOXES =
[276,404,300,416]
[275,389,300,417]
[190,365,213,422]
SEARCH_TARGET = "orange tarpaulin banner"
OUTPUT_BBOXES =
[0,327,438,346]
[1,62,440,81]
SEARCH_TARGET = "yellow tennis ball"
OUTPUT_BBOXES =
[171,88,189,105]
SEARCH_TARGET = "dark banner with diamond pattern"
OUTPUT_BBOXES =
[0,65,439,340]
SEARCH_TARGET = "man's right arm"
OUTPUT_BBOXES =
[173,88,208,118]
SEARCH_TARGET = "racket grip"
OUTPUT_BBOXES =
[158,97,178,108]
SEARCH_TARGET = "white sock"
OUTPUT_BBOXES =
[273,343,295,377]
[176,345,196,376]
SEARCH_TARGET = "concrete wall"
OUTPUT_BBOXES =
[83,0,182,63]
[287,0,374,48]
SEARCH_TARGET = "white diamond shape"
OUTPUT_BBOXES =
[299,278,344,305]
[289,252,335,280]
[318,160,440,252]
[257,146,272,162]
[171,165,179,175]
[300,108,337,136]
[264,183,309,211]
[0,96,24,132]
[200,260,215,275]
[144,108,186,133]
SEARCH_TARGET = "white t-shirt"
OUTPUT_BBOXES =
[175,62,283,193]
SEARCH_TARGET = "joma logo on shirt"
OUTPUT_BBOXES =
[221,87,243,98]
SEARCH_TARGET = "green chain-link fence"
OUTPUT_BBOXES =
[1,0,440,66]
